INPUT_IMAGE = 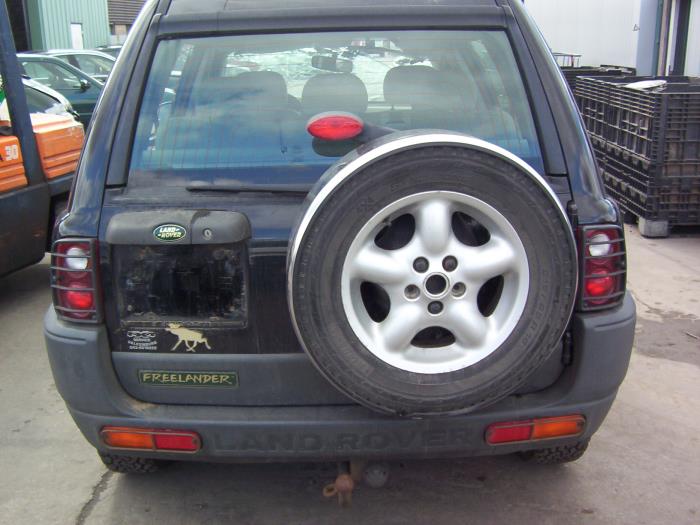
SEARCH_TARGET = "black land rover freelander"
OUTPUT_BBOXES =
[45,0,636,474]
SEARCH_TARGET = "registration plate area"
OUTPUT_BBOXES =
[110,243,248,353]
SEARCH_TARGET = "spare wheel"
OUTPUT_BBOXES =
[288,132,577,417]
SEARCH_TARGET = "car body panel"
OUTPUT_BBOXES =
[21,77,79,121]
[44,294,635,460]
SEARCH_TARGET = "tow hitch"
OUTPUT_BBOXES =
[323,460,391,506]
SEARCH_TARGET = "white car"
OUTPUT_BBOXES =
[0,75,79,123]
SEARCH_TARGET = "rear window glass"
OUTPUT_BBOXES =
[129,30,544,186]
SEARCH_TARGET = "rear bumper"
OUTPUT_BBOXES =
[44,294,636,462]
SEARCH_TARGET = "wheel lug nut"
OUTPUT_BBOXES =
[405,285,420,300]
[452,282,466,298]
[442,256,458,272]
[428,301,443,315]
[413,257,429,273]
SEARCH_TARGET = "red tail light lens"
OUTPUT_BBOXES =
[585,275,615,298]
[61,286,95,310]
[578,225,626,310]
[51,239,100,322]
[307,112,364,141]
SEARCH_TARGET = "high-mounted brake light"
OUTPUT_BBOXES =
[307,112,364,141]
[577,225,626,311]
[51,239,101,322]
[486,415,585,445]
[101,426,201,453]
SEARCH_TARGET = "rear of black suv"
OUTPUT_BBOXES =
[45,0,635,471]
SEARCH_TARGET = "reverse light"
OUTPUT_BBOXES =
[64,246,89,270]
[51,239,100,322]
[588,232,612,256]
[307,112,364,141]
[486,415,585,445]
[101,427,201,453]
[578,225,626,310]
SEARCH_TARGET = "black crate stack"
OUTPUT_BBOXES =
[576,76,700,233]
[561,65,635,93]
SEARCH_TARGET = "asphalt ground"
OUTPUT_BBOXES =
[1,225,698,524]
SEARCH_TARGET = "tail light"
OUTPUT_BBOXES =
[486,415,585,445]
[51,238,101,322]
[577,224,626,311]
[101,426,201,453]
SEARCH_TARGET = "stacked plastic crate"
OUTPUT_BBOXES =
[576,76,700,237]
[561,65,635,93]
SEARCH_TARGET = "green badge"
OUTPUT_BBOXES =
[153,224,186,242]
[139,370,238,387]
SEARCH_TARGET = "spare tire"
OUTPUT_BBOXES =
[288,132,577,417]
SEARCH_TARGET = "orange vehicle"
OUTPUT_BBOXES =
[0,104,84,276]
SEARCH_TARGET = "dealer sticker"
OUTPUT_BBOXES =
[126,330,158,351]
[139,370,238,387]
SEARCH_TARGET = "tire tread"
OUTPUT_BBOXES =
[521,439,590,464]
[99,453,163,474]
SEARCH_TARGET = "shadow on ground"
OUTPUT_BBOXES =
[91,455,598,525]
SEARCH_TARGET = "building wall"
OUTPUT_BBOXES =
[685,0,700,75]
[107,0,146,44]
[523,0,646,69]
[635,0,661,75]
[27,0,110,50]
[108,0,146,26]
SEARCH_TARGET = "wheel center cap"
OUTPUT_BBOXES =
[424,273,449,298]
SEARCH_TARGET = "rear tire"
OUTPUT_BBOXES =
[99,453,167,474]
[519,439,590,464]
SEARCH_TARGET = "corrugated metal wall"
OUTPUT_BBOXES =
[28,0,110,50]
[108,0,146,26]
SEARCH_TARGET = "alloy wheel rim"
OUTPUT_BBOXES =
[341,190,530,374]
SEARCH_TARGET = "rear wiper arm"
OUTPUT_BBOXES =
[186,182,312,195]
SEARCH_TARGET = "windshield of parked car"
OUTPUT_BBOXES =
[71,54,114,77]
[20,59,85,91]
[24,84,67,116]
[129,30,544,186]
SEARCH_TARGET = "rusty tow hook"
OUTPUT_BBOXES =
[323,463,356,507]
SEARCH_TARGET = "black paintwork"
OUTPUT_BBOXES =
[43,295,636,459]
[63,0,616,243]
[56,0,621,386]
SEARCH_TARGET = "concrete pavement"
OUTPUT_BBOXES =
[0,226,698,525]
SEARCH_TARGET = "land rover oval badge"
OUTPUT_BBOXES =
[153,224,186,242]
